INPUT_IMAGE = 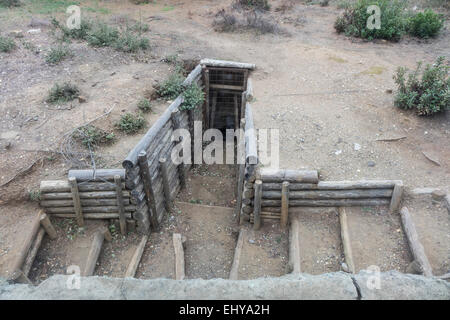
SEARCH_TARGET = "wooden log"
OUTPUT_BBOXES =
[173,233,185,280]
[69,177,84,227]
[41,191,130,201]
[339,208,356,274]
[242,204,253,214]
[237,120,246,225]
[83,230,104,276]
[261,198,390,207]
[159,157,172,211]
[138,151,159,231]
[262,189,393,200]
[51,213,132,219]
[125,235,148,278]
[229,229,246,280]
[242,188,254,199]
[171,110,186,189]
[400,207,433,277]
[246,78,253,102]
[244,103,258,165]
[234,94,239,130]
[253,180,263,230]
[262,181,399,190]
[40,180,124,193]
[183,64,202,86]
[44,205,136,214]
[22,228,45,277]
[210,84,243,91]
[115,175,127,236]
[39,213,57,240]
[289,214,301,273]
[40,198,130,208]
[280,181,289,228]
[389,182,404,213]
[68,169,125,182]
[123,95,183,169]
[200,59,256,70]
[259,168,318,184]
[102,227,112,242]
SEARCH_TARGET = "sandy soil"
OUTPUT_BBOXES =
[0,0,449,280]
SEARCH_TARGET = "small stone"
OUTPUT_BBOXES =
[354,143,361,151]
[341,262,350,273]
[9,30,24,38]
[335,150,342,155]
[431,189,446,201]
[367,160,376,167]
[386,89,393,94]
[78,96,87,103]
[27,28,41,34]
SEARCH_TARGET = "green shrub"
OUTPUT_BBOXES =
[394,56,449,116]
[0,0,21,7]
[157,70,185,99]
[408,9,444,39]
[45,45,70,64]
[74,125,115,149]
[130,21,150,33]
[334,0,407,41]
[86,23,120,47]
[137,98,152,112]
[0,36,16,53]
[29,190,41,202]
[234,0,270,11]
[180,83,205,111]
[51,18,92,41]
[114,31,149,52]
[116,112,146,134]
[46,82,80,104]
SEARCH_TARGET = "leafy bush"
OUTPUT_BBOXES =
[46,83,80,104]
[45,45,70,64]
[116,112,146,134]
[51,18,92,41]
[213,8,280,34]
[74,125,115,149]
[0,0,21,7]
[408,9,444,38]
[180,83,205,111]
[234,0,270,11]
[130,21,150,33]
[137,98,152,112]
[334,0,408,41]
[394,56,449,116]
[157,70,185,99]
[114,31,149,52]
[0,36,16,53]
[86,23,120,47]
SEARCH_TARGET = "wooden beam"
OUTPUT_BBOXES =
[171,110,186,189]
[389,182,404,213]
[210,91,217,128]
[22,228,45,277]
[173,233,185,280]
[125,235,148,278]
[69,177,84,227]
[200,59,256,70]
[229,229,246,280]
[289,214,301,273]
[259,168,319,184]
[68,169,125,182]
[210,84,244,91]
[339,207,356,274]
[253,180,263,230]
[400,207,433,277]
[39,213,57,240]
[262,189,393,200]
[83,230,104,276]
[159,157,172,211]
[280,181,290,228]
[115,175,127,236]
[138,151,159,231]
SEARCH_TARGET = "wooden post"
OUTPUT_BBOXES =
[22,228,45,276]
[234,94,239,130]
[114,175,127,236]
[253,180,263,230]
[236,119,246,225]
[280,181,290,228]
[400,207,433,277]
[138,151,159,230]
[125,235,148,278]
[83,230,104,276]
[173,233,185,280]
[229,228,246,280]
[203,67,210,129]
[69,177,84,227]
[241,91,247,120]
[159,157,172,211]
[339,207,356,274]
[289,214,302,273]
[39,213,57,240]
[389,182,403,213]
[210,91,217,128]
[171,110,186,189]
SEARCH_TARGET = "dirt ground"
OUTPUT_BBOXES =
[0,0,449,281]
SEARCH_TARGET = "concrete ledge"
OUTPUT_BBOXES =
[1,271,449,300]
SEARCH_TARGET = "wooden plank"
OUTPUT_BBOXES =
[210,83,244,91]
[115,175,127,236]
[22,228,45,277]
[40,198,130,207]
[68,169,125,182]
[210,91,217,128]
[125,235,148,278]
[39,213,57,240]
[200,59,256,70]
[253,180,263,230]
[229,229,247,280]
[289,214,301,273]
[389,182,404,213]
[173,233,185,280]
[40,180,123,193]
[83,230,104,276]
[203,67,210,129]
[236,120,246,225]
[159,157,172,211]
[51,213,132,219]
[280,181,289,228]
[69,177,84,227]
[259,168,319,183]
[262,189,393,200]
[183,64,202,86]
[246,77,253,102]
[244,103,258,165]
[339,208,356,274]
[400,207,433,277]
[261,198,390,207]
[171,110,186,189]
[138,151,159,231]
[44,205,136,214]
[262,180,399,190]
